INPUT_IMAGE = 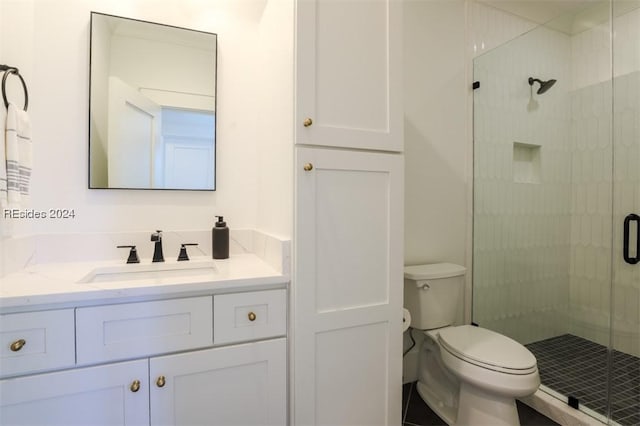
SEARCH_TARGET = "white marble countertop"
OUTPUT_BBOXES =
[0,254,288,313]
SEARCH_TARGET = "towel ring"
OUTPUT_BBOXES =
[1,67,29,111]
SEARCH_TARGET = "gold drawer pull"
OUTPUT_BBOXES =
[303,163,313,172]
[10,339,26,352]
[248,312,257,322]
[156,375,166,388]
[130,380,141,393]
[303,117,313,127]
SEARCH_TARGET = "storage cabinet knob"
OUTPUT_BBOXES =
[303,118,313,127]
[156,375,166,388]
[130,380,141,393]
[10,339,26,352]
[303,163,313,171]
[248,312,257,322]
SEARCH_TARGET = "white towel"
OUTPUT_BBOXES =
[0,104,7,207]
[3,102,32,208]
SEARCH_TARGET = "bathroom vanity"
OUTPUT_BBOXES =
[0,252,288,426]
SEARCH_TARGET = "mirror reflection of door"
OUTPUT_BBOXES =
[108,77,161,188]
[89,12,217,190]
[162,108,215,190]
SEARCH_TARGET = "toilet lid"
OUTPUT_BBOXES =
[404,263,466,280]
[438,325,537,374]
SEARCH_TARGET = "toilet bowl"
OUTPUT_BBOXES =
[404,264,540,426]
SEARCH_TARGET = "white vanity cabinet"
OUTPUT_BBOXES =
[0,287,287,426]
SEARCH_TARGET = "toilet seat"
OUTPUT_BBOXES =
[437,325,537,375]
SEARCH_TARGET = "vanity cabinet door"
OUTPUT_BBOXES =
[295,0,403,152]
[149,338,286,426]
[294,147,403,425]
[0,359,149,426]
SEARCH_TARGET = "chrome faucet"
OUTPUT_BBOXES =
[151,230,164,262]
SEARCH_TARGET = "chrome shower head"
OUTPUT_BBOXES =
[528,77,557,94]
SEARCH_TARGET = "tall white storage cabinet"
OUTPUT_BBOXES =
[293,0,404,424]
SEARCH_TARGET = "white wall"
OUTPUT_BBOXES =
[254,0,294,239]
[403,0,468,269]
[402,0,469,382]
[0,0,292,243]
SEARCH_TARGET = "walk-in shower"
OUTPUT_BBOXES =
[472,1,639,425]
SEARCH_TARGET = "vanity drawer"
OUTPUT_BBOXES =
[0,309,75,377]
[76,296,213,364]
[214,289,286,344]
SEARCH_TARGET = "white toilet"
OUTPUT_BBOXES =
[404,263,540,426]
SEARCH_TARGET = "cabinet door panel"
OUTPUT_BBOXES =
[296,0,403,151]
[294,147,403,425]
[76,296,213,364]
[150,338,286,426]
[0,360,149,426]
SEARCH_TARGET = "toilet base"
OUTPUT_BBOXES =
[416,381,457,425]
[455,381,520,426]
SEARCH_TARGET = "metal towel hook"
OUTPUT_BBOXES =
[1,65,29,111]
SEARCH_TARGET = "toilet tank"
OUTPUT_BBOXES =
[404,263,466,330]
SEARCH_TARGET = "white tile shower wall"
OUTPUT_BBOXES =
[571,19,612,90]
[473,25,572,344]
[568,80,614,348]
[568,72,639,356]
[613,7,640,78]
[568,7,640,356]
[470,1,537,59]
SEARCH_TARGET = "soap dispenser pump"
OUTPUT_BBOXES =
[212,216,229,259]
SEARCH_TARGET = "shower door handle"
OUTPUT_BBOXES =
[623,213,640,265]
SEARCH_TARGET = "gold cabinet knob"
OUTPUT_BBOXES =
[130,380,141,393]
[156,375,166,388]
[303,163,313,171]
[248,312,257,322]
[10,339,26,352]
[303,118,313,127]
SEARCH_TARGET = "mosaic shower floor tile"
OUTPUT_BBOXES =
[527,334,640,426]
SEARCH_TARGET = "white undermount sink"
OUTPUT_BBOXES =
[78,261,217,284]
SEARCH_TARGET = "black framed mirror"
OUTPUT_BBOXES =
[89,12,217,190]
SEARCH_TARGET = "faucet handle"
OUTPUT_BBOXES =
[117,245,140,264]
[177,243,198,261]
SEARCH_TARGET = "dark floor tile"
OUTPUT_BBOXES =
[401,382,558,426]
[403,383,447,426]
[516,401,559,426]
[526,334,640,426]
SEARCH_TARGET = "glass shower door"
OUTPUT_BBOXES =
[472,1,640,423]
[609,2,640,424]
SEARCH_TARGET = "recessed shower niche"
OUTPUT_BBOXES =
[512,142,541,184]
